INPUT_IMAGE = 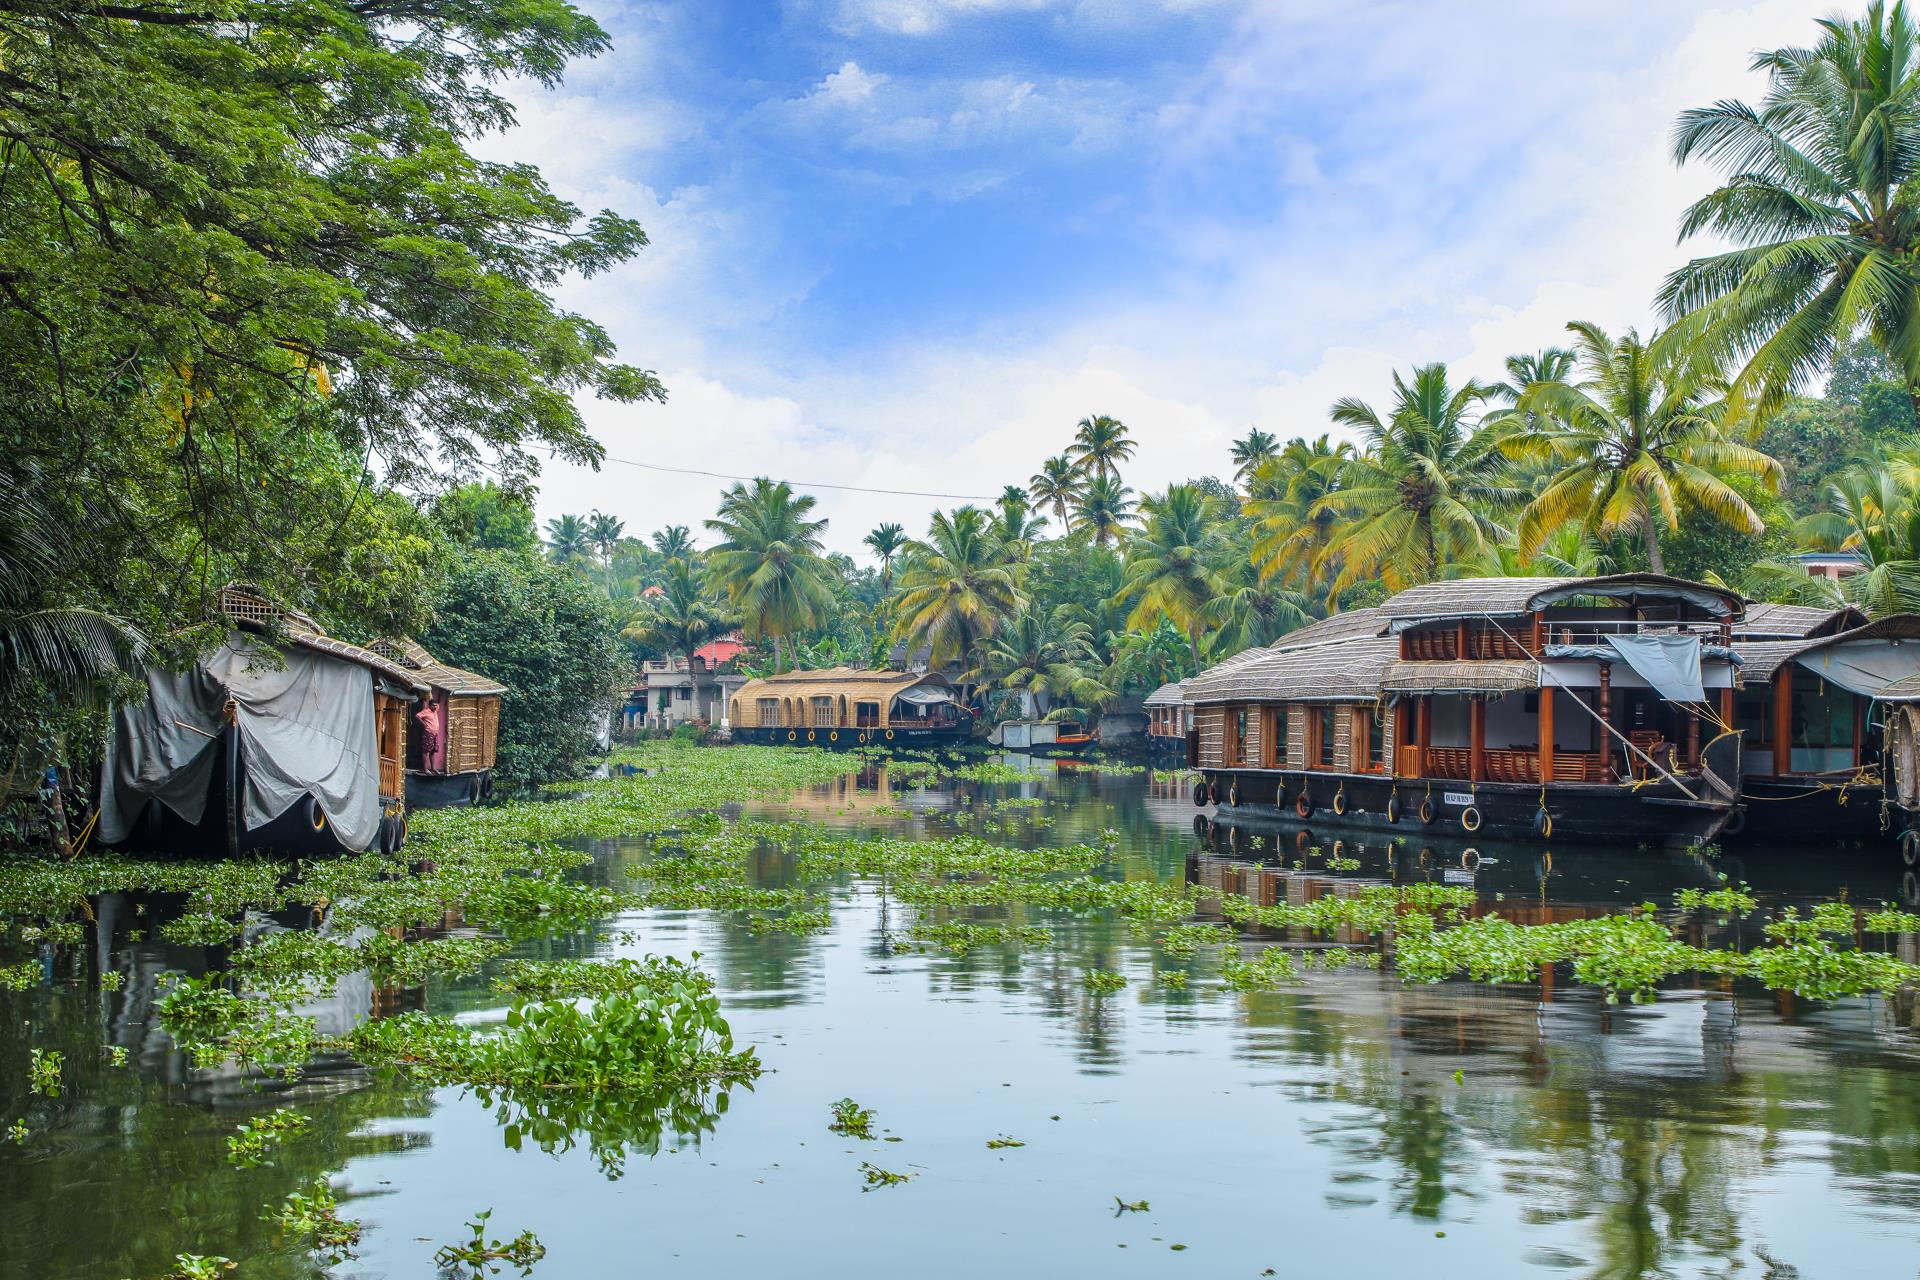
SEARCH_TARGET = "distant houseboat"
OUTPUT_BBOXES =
[1187,576,1752,847]
[988,718,1097,754]
[728,667,974,748]
[1144,680,1191,760]
[99,585,424,856]
[367,639,506,809]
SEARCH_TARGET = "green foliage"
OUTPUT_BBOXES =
[225,1108,311,1169]
[1083,968,1128,994]
[266,1179,363,1267]
[434,1210,547,1279]
[423,547,628,789]
[437,484,542,556]
[859,1161,913,1190]
[829,1098,878,1139]
[27,1046,61,1096]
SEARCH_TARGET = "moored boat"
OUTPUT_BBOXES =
[368,638,506,809]
[988,718,1098,754]
[728,667,974,749]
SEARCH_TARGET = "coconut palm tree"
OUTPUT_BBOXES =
[544,513,594,564]
[1114,485,1231,674]
[1503,322,1782,572]
[989,490,1048,564]
[1072,475,1136,548]
[1200,555,1313,660]
[1489,347,1576,405]
[1230,428,1281,489]
[1659,1,1920,417]
[1029,455,1083,532]
[971,603,1109,717]
[651,524,695,562]
[0,471,142,700]
[1245,435,1353,590]
[863,522,907,589]
[703,478,838,672]
[585,511,624,590]
[1316,363,1519,594]
[892,506,1025,670]
[1070,414,1136,484]
[623,558,734,715]
[1743,461,1920,615]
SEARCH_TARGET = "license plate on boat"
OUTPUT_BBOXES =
[1443,868,1475,883]
[1442,791,1473,807]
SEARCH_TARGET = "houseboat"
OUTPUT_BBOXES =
[988,718,1098,754]
[99,585,423,856]
[1186,575,1752,847]
[728,667,975,748]
[367,639,506,809]
[1144,680,1191,760]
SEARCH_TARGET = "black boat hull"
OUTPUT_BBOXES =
[731,724,974,750]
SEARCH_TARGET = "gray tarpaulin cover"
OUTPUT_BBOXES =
[1602,634,1706,702]
[100,639,379,849]
[1794,639,1920,697]
[894,685,954,705]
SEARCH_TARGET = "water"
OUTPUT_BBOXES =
[6,758,1920,1278]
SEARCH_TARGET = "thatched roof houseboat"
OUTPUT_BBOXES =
[367,638,506,809]
[729,667,973,748]
[100,586,424,856]
[1182,573,1920,849]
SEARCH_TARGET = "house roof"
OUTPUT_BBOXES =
[1735,602,1866,640]
[1187,635,1402,705]
[366,637,507,696]
[1737,615,1920,681]
[1379,574,1744,627]
[1380,658,1538,694]
[1144,680,1187,708]
[731,667,954,706]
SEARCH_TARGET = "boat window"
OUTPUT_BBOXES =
[757,698,779,726]
[1226,705,1248,766]
[856,700,882,727]
[1790,683,1856,773]
[1315,706,1337,768]
[811,696,836,727]
[1734,689,1770,745]
[1355,708,1384,772]
[1263,706,1286,767]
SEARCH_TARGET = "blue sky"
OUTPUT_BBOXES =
[490,0,1831,555]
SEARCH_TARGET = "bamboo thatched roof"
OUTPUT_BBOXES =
[1380,659,1538,694]
[368,638,507,697]
[1380,574,1743,628]
[1270,607,1388,648]
[1735,602,1864,640]
[1187,635,1400,705]
[1143,680,1187,708]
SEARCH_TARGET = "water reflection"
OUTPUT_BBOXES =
[5,757,1920,1277]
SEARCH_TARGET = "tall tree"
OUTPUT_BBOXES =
[892,507,1025,671]
[1029,455,1085,531]
[1659,1,1920,416]
[1245,436,1353,590]
[1070,415,1137,484]
[0,0,660,645]
[652,525,696,562]
[1072,476,1137,548]
[587,511,625,590]
[1743,460,1920,615]
[545,514,595,564]
[864,523,907,589]
[623,557,734,714]
[989,490,1049,563]
[1230,428,1281,488]
[1317,364,1518,593]
[1114,485,1231,674]
[1503,323,1782,572]
[703,479,837,671]
[970,603,1109,717]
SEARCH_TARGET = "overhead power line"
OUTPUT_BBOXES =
[596,454,1001,502]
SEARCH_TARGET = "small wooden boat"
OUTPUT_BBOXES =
[988,719,1098,755]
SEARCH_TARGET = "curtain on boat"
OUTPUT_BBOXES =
[100,638,380,849]
[1602,634,1705,703]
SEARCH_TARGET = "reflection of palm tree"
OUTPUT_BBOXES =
[703,478,837,672]
[1029,454,1084,531]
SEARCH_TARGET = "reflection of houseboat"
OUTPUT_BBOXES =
[99,586,423,856]
[728,668,975,748]
[1188,576,1751,847]
[988,718,1097,754]
[367,639,506,809]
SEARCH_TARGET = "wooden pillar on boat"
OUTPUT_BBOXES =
[1393,699,1409,775]
[1456,620,1470,661]
[1719,685,1734,733]
[1686,706,1701,768]
[1773,667,1793,777]
[1853,693,1865,767]
[1597,663,1613,784]
[1469,697,1486,783]
[1417,695,1432,777]
[1538,684,1555,783]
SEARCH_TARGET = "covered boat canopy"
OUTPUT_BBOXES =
[368,637,506,697]
[1737,615,1920,695]
[1380,574,1743,631]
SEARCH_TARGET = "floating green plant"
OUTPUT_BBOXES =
[433,1209,546,1278]
[266,1178,362,1266]
[27,1046,61,1096]
[226,1108,310,1168]
[829,1097,877,1139]
[859,1161,912,1190]
[1083,969,1128,994]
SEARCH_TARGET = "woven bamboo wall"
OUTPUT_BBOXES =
[446,696,501,773]
[1241,706,1263,767]
[1288,711,1306,768]
[1333,709,1353,770]
[1196,705,1225,766]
